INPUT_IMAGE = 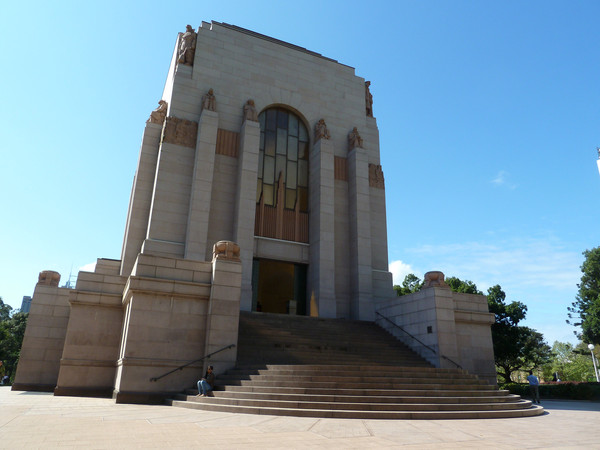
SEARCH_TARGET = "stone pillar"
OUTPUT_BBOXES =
[203,241,242,373]
[233,119,260,311]
[120,121,162,276]
[308,137,336,318]
[185,109,219,260]
[12,271,70,392]
[347,146,374,320]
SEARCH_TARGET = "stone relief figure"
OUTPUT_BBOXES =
[348,127,363,150]
[178,25,197,66]
[163,117,199,148]
[365,81,373,117]
[243,99,258,122]
[147,100,168,124]
[314,118,330,141]
[368,163,385,189]
[202,88,216,112]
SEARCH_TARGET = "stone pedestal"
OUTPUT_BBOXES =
[12,271,70,392]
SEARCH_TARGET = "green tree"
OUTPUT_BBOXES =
[568,247,600,344]
[393,274,423,296]
[445,277,482,295]
[445,279,551,382]
[0,298,28,383]
[543,341,595,382]
[485,285,551,381]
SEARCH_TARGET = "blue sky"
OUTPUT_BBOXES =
[1,1,598,346]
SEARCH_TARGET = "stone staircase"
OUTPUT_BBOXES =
[168,312,543,419]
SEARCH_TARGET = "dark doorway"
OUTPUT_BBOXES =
[252,259,307,315]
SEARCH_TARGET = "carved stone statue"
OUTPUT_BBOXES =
[423,271,449,288]
[38,270,61,287]
[348,127,363,150]
[147,100,168,124]
[314,119,330,141]
[178,25,197,66]
[365,81,373,117]
[202,88,216,112]
[243,99,258,122]
[213,240,241,262]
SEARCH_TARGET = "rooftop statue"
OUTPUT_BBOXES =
[147,100,168,124]
[314,119,330,141]
[348,127,363,150]
[202,88,216,112]
[365,81,373,117]
[243,99,258,122]
[178,25,197,66]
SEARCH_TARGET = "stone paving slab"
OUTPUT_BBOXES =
[1,387,600,448]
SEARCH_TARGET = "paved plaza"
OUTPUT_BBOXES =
[1,387,599,448]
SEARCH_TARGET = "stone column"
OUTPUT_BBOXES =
[185,109,219,261]
[120,121,162,276]
[233,119,260,311]
[204,241,242,373]
[308,137,336,318]
[347,146,374,320]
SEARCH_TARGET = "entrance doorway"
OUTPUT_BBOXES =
[251,259,307,315]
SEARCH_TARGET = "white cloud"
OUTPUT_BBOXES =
[491,170,517,189]
[388,260,419,285]
[79,262,97,273]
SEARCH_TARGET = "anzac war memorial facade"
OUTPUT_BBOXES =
[13,21,542,418]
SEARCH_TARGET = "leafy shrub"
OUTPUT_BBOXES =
[500,382,600,401]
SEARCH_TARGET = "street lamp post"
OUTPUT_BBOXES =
[588,344,600,382]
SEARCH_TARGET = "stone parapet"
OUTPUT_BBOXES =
[376,272,496,385]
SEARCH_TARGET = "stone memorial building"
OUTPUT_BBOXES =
[13,22,497,404]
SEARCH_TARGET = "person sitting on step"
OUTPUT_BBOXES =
[197,366,215,397]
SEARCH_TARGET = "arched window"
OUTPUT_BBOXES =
[255,108,309,242]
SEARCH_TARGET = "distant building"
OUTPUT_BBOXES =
[20,296,31,313]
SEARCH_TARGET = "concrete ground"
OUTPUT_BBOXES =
[1,387,599,449]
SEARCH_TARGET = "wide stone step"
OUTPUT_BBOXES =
[216,375,489,387]
[179,395,534,412]
[218,379,495,391]
[212,385,508,397]
[168,399,544,419]
[218,370,487,382]
[179,390,520,404]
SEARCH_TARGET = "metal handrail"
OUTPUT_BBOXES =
[375,312,462,369]
[149,344,236,382]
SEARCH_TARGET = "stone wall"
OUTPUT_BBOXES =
[376,272,496,385]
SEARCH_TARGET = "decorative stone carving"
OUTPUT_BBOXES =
[147,100,168,124]
[243,99,258,122]
[368,163,385,189]
[365,81,373,117]
[202,88,216,112]
[213,240,241,262]
[178,25,197,66]
[38,270,61,287]
[314,119,330,141]
[423,271,449,288]
[348,127,363,150]
[162,116,198,148]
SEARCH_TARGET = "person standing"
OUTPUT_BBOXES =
[527,370,540,404]
[197,366,215,397]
